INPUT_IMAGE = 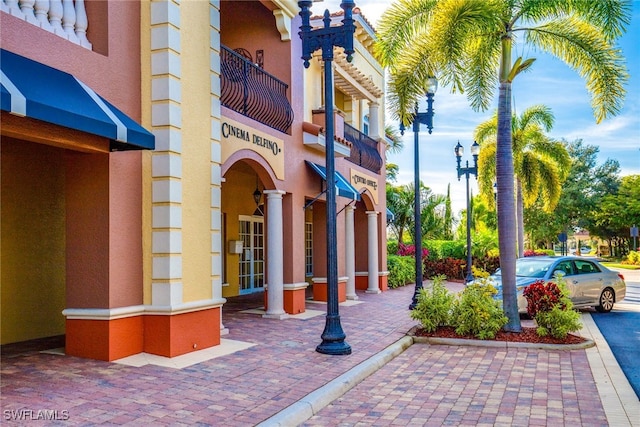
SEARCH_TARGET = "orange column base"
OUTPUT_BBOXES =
[144,307,220,358]
[65,307,221,361]
[312,277,347,302]
[284,288,306,314]
[379,274,389,292]
[66,316,144,362]
[264,284,308,314]
[355,273,388,292]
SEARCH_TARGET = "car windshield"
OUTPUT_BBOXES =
[494,259,552,278]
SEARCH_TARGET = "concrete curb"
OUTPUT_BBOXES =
[255,335,414,427]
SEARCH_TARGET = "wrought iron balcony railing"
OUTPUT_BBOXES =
[221,45,294,134]
[344,123,382,174]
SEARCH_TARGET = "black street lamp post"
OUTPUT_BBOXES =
[401,78,437,310]
[298,0,355,355]
[455,141,480,283]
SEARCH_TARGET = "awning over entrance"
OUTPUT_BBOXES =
[305,161,361,201]
[0,49,154,151]
[386,208,395,222]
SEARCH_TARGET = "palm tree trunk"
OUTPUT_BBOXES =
[516,178,525,257]
[496,80,522,333]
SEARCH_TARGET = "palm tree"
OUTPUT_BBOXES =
[375,0,629,332]
[385,124,404,182]
[386,183,414,242]
[475,105,571,258]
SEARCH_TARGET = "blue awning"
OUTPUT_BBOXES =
[386,208,395,222]
[0,49,154,151]
[305,161,361,201]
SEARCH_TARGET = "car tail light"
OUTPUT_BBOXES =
[617,273,625,281]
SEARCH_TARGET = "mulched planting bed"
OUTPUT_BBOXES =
[415,326,587,345]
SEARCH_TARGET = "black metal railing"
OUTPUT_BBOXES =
[220,45,294,134]
[344,123,383,174]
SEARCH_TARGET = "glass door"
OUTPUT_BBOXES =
[239,216,264,294]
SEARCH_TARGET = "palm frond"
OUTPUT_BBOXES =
[525,17,628,123]
[374,0,438,67]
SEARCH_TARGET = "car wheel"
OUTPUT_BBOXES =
[595,288,615,313]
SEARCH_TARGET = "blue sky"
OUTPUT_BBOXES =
[311,0,640,215]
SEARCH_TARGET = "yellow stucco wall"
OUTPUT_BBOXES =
[140,0,153,306]
[1,140,66,344]
[180,1,215,303]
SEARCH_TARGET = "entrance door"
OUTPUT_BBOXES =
[239,216,264,294]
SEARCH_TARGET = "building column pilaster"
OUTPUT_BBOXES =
[345,204,357,300]
[263,190,288,319]
[366,210,380,294]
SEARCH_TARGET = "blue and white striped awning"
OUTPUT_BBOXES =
[305,161,361,201]
[0,49,154,151]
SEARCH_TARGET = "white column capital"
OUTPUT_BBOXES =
[263,189,286,198]
[366,210,379,216]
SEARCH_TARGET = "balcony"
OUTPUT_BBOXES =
[220,45,293,134]
[1,0,92,49]
[344,123,382,174]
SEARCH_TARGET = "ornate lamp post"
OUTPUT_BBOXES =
[400,78,438,310]
[298,0,355,355]
[455,141,480,283]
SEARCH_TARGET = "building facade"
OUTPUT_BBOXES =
[1,0,387,361]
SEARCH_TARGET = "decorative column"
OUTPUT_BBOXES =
[368,101,380,140]
[366,211,380,294]
[345,205,357,300]
[263,190,288,319]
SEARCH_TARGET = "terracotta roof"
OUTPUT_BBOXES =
[311,7,376,32]
[302,121,352,147]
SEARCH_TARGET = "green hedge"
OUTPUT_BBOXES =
[387,255,416,288]
[424,240,466,260]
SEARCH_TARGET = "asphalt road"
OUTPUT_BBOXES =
[591,268,640,400]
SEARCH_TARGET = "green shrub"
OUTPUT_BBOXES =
[535,306,582,339]
[451,280,507,339]
[623,251,640,265]
[424,240,465,260]
[387,240,399,256]
[523,279,582,339]
[410,275,454,332]
[387,255,415,288]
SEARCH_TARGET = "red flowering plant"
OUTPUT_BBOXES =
[523,249,550,257]
[522,280,564,317]
[397,243,429,259]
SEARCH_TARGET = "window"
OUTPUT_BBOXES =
[363,114,369,135]
[305,222,313,276]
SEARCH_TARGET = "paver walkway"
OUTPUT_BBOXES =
[1,284,637,426]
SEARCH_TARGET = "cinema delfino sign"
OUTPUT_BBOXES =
[221,117,285,180]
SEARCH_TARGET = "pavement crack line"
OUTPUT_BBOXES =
[255,335,414,427]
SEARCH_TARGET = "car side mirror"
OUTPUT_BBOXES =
[553,269,565,278]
